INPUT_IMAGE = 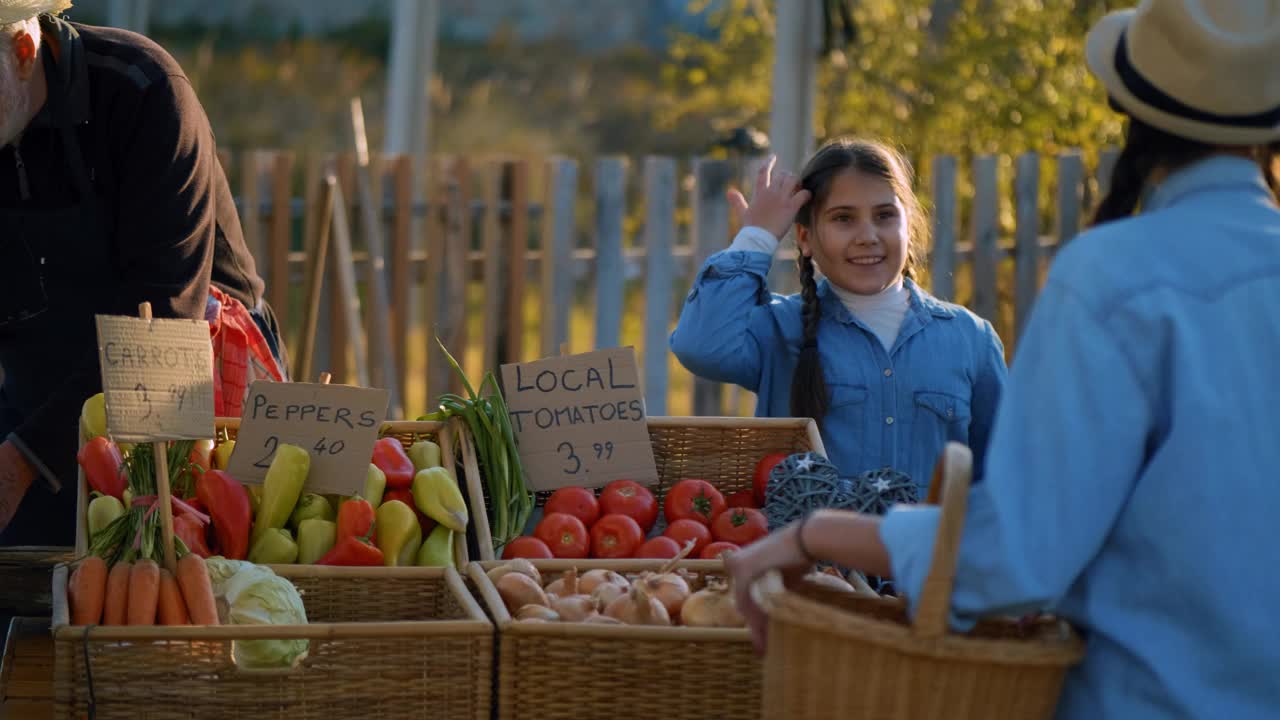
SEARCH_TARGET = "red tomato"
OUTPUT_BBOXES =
[664,518,713,557]
[712,507,769,546]
[634,536,682,559]
[599,480,659,533]
[663,479,726,527]
[589,514,644,559]
[534,512,590,559]
[700,541,740,560]
[725,490,757,509]
[502,536,554,559]
[545,487,601,528]
[753,453,790,505]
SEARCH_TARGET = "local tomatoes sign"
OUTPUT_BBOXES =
[500,347,658,491]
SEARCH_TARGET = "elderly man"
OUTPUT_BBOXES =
[0,0,286,546]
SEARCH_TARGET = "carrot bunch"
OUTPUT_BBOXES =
[69,552,219,626]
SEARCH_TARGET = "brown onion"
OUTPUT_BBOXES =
[487,559,542,586]
[805,571,856,594]
[550,593,597,622]
[516,604,560,622]
[583,613,623,625]
[604,583,671,626]
[591,581,628,609]
[578,569,629,595]
[639,571,691,618]
[544,567,580,596]
[497,572,549,614]
[680,580,744,628]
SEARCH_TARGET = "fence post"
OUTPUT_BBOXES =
[643,157,677,415]
[501,160,530,366]
[389,155,414,402]
[1014,153,1041,339]
[692,158,732,416]
[268,152,294,332]
[971,155,1000,323]
[328,154,357,383]
[595,157,627,350]
[541,157,578,358]
[929,155,958,301]
[1056,152,1085,250]
[482,159,507,375]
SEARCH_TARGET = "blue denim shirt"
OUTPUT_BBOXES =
[881,156,1280,719]
[669,250,1007,493]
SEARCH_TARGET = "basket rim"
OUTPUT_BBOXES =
[469,559,752,642]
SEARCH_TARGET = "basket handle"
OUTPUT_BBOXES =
[911,442,973,639]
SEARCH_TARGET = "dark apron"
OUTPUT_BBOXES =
[0,47,113,548]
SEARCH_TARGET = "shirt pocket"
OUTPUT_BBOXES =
[824,383,869,473]
[912,390,972,460]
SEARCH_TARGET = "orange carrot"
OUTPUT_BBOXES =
[126,559,160,626]
[156,568,190,625]
[176,554,219,625]
[69,556,108,626]
[103,561,132,625]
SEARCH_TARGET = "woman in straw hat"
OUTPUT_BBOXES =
[728,1,1280,717]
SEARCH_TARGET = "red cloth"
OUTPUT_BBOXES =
[207,287,285,417]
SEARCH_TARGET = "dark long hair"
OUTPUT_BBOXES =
[1092,114,1280,226]
[789,139,928,425]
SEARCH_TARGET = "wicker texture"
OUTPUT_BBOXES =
[0,546,73,616]
[759,444,1085,720]
[51,566,492,720]
[470,558,758,720]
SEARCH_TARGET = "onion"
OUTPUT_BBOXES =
[591,581,628,609]
[516,604,560,622]
[578,569,628,595]
[583,613,623,625]
[805,571,856,594]
[680,580,744,628]
[545,567,580,596]
[604,583,671,626]
[497,572,549,614]
[638,571,691,618]
[487,559,542,586]
[550,593,597,622]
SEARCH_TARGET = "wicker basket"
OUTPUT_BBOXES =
[0,546,74,617]
[50,564,493,720]
[756,443,1086,720]
[75,418,478,567]
[469,558,757,720]
[471,415,826,560]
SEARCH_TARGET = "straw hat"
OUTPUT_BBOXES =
[1086,0,1280,145]
[0,0,71,26]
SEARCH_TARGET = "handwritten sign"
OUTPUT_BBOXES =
[226,381,389,495]
[95,314,215,442]
[500,347,657,491]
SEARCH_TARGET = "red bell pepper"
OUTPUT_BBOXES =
[371,438,415,490]
[336,497,376,542]
[173,513,212,557]
[196,470,253,560]
[77,436,125,500]
[317,535,384,566]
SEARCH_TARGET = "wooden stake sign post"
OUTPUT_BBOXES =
[95,303,216,573]
[500,346,658,491]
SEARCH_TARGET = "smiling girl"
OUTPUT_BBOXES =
[670,139,1007,492]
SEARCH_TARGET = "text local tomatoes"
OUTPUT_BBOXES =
[664,479,726,527]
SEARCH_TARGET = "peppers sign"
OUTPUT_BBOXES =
[500,347,658,491]
[226,380,390,495]
[95,314,215,443]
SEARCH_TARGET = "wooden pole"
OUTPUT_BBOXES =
[296,175,338,383]
[138,302,177,574]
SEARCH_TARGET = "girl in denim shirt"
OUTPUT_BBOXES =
[670,139,1007,493]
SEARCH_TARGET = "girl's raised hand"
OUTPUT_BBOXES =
[727,155,812,241]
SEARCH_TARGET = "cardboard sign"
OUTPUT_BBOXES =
[226,381,390,495]
[95,314,215,442]
[500,347,657,491]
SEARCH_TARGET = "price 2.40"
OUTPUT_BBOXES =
[253,435,347,469]
[556,440,615,475]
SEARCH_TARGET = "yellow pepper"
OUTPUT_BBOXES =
[296,519,337,564]
[212,439,236,470]
[408,440,441,472]
[288,493,334,530]
[415,525,454,567]
[249,528,299,565]
[251,444,309,545]
[80,393,107,441]
[375,500,422,567]
[411,467,468,532]
[364,464,386,509]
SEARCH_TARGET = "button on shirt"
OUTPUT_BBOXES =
[880,156,1280,719]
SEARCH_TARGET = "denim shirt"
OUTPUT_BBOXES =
[881,156,1280,719]
[669,250,1007,493]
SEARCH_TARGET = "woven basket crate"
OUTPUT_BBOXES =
[50,565,493,720]
[470,416,826,560]
[75,418,479,567]
[757,443,1086,720]
[470,558,756,720]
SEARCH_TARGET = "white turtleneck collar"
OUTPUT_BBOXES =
[829,277,910,352]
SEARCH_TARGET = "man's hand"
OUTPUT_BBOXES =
[0,440,36,534]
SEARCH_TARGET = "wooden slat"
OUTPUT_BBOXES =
[1014,152,1041,338]
[643,157,676,415]
[328,153,357,383]
[1056,152,1085,248]
[301,153,328,378]
[481,159,505,373]
[427,158,471,399]
[296,175,337,384]
[929,155,958,301]
[692,158,732,415]
[594,156,627,349]
[239,150,266,271]
[970,155,1000,323]
[268,152,294,330]
[390,155,414,398]
[329,172,369,387]
[504,160,530,365]
[541,157,578,358]
[447,159,472,396]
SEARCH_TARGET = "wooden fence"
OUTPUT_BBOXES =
[220,148,1119,420]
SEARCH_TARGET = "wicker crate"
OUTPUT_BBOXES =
[756,444,1086,720]
[75,418,480,567]
[470,416,826,560]
[469,558,757,720]
[51,565,493,720]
